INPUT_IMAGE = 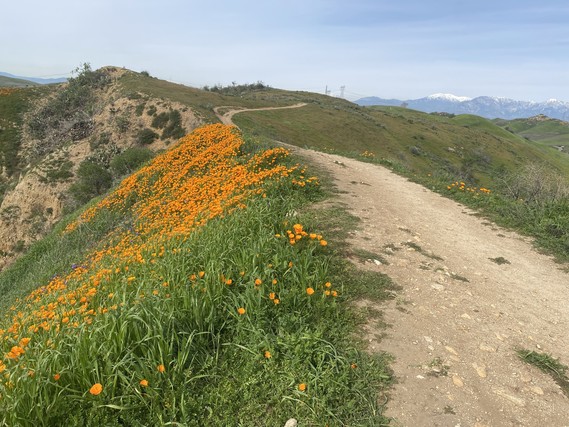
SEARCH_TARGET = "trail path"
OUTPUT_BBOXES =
[213,103,306,126]
[219,107,569,426]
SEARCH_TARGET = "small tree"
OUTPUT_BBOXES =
[110,148,153,176]
[69,160,112,203]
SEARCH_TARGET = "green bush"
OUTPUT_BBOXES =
[68,160,112,203]
[151,112,169,129]
[110,148,154,176]
[136,128,159,145]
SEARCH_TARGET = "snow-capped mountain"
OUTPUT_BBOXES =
[355,94,569,121]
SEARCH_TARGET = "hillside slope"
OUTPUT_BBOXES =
[0,75,38,88]
[2,67,568,270]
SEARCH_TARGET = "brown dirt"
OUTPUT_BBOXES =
[286,148,569,426]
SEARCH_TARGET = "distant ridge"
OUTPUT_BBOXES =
[0,75,38,87]
[356,93,569,121]
[0,71,67,85]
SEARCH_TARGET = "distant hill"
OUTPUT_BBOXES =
[356,93,569,121]
[0,75,38,87]
[0,71,67,85]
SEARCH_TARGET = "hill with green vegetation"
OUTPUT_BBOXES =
[0,65,568,424]
[494,114,569,149]
[0,75,39,88]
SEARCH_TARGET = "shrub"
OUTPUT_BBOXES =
[110,147,153,176]
[136,128,159,145]
[151,112,169,129]
[68,160,112,203]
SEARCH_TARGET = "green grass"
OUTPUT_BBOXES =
[495,116,569,147]
[517,349,569,397]
[234,105,569,188]
[0,128,395,426]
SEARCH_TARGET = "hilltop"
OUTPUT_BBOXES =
[1,66,568,270]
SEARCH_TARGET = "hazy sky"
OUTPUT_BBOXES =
[3,0,569,101]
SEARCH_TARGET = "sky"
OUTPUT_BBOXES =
[2,0,569,102]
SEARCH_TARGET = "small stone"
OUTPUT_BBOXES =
[452,375,464,387]
[431,284,445,291]
[416,375,425,379]
[284,419,298,427]
[479,344,496,352]
[428,345,434,351]
[494,389,525,407]
[520,372,532,383]
[461,313,471,319]
[530,386,544,395]
[424,336,433,343]
[472,363,487,378]
[474,423,489,427]
[445,346,459,356]
[495,333,504,341]
[450,355,461,362]
[373,259,382,266]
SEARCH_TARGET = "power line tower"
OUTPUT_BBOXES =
[325,85,331,96]
[340,86,345,98]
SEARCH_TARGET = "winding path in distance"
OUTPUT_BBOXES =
[213,103,307,127]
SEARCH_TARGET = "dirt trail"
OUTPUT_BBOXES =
[217,106,569,425]
[289,148,569,426]
[213,103,307,126]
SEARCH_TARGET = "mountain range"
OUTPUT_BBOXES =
[355,93,569,121]
[0,71,67,85]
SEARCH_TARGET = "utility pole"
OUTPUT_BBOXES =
[325,85,331,96]
[340,86,345,98]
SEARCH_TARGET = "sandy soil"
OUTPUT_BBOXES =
[220,106,569,426]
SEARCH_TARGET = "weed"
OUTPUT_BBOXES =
[352,248,390,265]
[427,357,449,377]
[517,349,569,397]
[450,273,470,283]
[489,256,511,265]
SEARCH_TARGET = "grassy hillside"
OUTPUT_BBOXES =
[495,115,569,147]
[0,125,394,425]
[233,104,569,185]
[0,76,39,88]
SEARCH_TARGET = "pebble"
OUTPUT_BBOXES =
[479,344,496,352]
[530,386,544,395]
[373,259,382,266]
[494,389,525,407]
[445,346,459,356]
[417,375,425,379]
[472,363,487,378]
[424,336,433,343]
[461,313,472,319]
[431,284,445,291]
[284,419,298,427]
[452,375,464,387]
